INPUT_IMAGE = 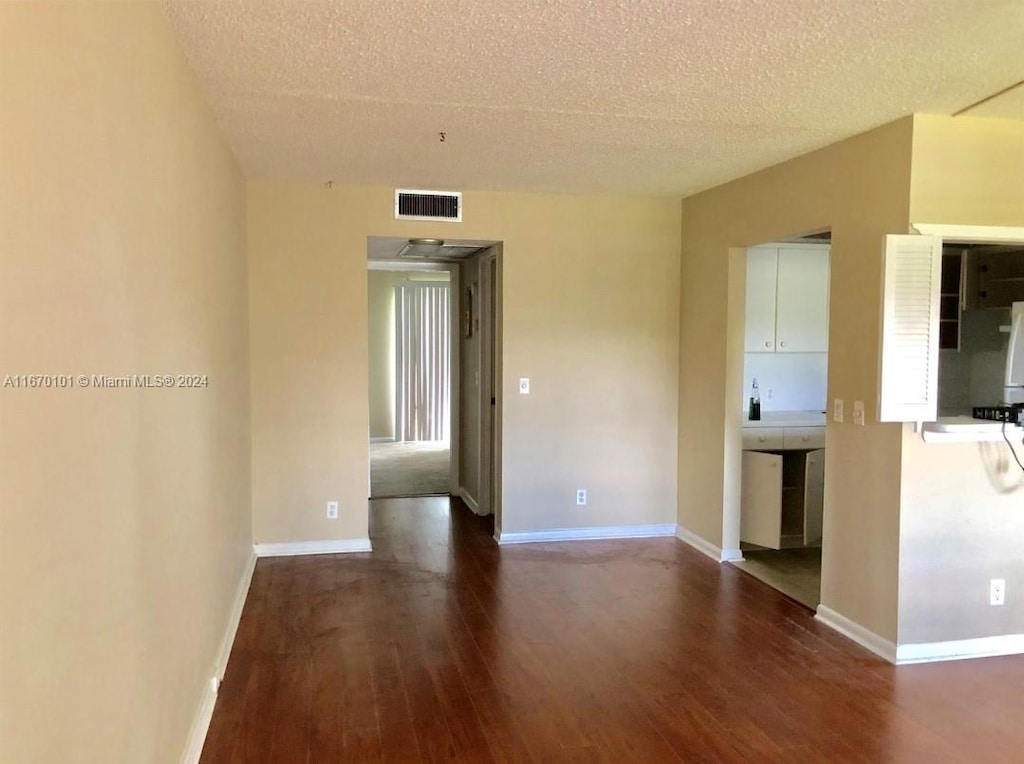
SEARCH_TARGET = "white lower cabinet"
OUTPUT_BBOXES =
[741,446,824,550]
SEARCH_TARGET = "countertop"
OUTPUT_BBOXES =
[743,410,827,428]
[921,416,1023,444]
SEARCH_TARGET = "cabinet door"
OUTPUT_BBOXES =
[741,451,782,549]
[803,449,825,546]
[745,247,779,352]
[775,246,830,352]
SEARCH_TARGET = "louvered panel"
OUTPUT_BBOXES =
[879,234,943,422]
[394,189,462,222]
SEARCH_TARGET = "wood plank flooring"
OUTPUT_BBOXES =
[201,497,1024,762]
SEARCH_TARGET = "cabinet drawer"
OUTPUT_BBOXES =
[742,428,785,450]
[783,427,825,449]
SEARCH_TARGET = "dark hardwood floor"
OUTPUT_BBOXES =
[201,497,1024,762]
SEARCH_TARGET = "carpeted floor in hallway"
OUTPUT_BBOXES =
[370,440,450,498]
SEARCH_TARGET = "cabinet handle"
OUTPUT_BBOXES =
[779,341,787,348]
[758,436,767,442]
[764,341,772,348]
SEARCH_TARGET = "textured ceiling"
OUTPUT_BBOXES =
[163,0,1024,197]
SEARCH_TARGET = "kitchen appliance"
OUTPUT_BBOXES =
[1003,301,1024,405]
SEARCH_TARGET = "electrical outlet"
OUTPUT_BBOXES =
[519,377,530,395]
[766,388,773,400]
[576,489,587,506]
[833,398,844,423]
[991,578,1006,606]
[326,501,339,519]
[852,400,865,426]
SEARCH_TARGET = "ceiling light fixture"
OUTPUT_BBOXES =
[397,238,445,258]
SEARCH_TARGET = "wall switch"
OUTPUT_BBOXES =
[576,489,587,506]
[519,377,530,395]
[852,400,865,426]
[991,578,1006,606]
[833,398,844,423]
[326,501,339,519]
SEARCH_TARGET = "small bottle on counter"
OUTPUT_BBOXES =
[748,378,761,421]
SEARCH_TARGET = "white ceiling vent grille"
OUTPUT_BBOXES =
[395,189,462,222]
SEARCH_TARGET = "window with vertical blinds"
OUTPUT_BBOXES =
[396,283,451,441]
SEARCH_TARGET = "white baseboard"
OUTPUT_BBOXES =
[815,605,897,663]
[674,525,728,562]
[369,436,394,443]
[720,548,744,562]
[458,486,481,515]
[253,539,372,557]
[497,524,676,545]
[895,633,1024,664]
[180,550,257,764]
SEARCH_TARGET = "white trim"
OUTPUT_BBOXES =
[911,224,1024,244]
[253,539,372,557]
[815,605,897,663]
[458,486,481,515]
[497,524,676,545]
[180,551,257,764]
[895,634,1024,664]
[368,260,452,272]
[720,548,745,562]
[675,525,731,562]
[370,436,395,443]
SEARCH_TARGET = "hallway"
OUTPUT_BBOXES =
[201,497,1024,762]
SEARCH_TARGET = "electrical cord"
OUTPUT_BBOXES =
[1001,419,1024,474]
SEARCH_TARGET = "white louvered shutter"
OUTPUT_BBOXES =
[878,234,943,422]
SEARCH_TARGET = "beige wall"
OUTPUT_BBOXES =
[249,182,681,542]
[897,116,1024,644]
[367,269,449,441]
[678,118,914,641]
[0,3,251,762]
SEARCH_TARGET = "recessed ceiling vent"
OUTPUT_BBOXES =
[395,189,462,222]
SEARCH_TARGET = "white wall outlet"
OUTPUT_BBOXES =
[833,398,844,423]
[519,377,530,394]
[326,501,339,519]
[766,388,773,400]
[991,578,1006,606]
[576,489,587,506]
[852,400,865,426]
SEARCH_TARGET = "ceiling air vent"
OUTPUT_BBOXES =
[395,189,462,222]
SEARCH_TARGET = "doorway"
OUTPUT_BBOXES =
[729,232,832,609]
[366,237,502,528]
[368,268,452,498]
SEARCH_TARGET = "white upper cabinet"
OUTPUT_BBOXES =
[776,247,830,352]
[745,243,830,353]
[745,246,779,352]
[878,234,943,422]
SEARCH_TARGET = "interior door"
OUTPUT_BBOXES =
[740,450,783,549]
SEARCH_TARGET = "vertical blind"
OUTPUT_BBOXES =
[397,282,451,441]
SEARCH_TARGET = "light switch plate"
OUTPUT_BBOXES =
[852,401,865,426]
[519,377,530,395]
[833,398,844,423]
